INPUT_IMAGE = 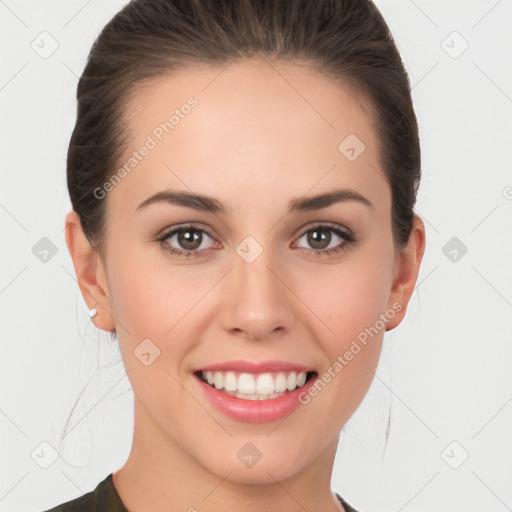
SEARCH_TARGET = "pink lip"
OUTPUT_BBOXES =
[194,359,315,374]
[195,373,318,423]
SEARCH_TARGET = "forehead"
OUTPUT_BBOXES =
[112,58,388,214]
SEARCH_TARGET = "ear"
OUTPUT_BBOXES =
[64,210,116,332]
[385,214,426,331]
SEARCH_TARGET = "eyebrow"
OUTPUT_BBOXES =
[136,187,373,214]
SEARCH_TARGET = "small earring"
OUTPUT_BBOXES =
[89,308,98,319]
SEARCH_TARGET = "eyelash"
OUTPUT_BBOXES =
[156,222,357,259]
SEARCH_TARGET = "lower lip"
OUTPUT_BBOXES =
[195,374,317,423]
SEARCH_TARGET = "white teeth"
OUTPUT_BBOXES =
[200,370,310,398]
[238,373,256,394]
[274,373,287,392]
[286,372,297,391]
[224,371,237,392]
[214,372,224,390]
[296,372,307,387]
[232,390,287,400]
[256,373,274,395]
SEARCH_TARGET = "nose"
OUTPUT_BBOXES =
[219,248,295,342]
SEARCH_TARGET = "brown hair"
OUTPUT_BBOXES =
[63,0,421,452]
[68,0,420,256]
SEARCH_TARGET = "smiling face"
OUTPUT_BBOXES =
[66,57,424,493]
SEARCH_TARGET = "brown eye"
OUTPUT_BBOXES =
[175,229,203,251]
[305,227,332,250]
[157,224,217,258]
[295,223,356,256]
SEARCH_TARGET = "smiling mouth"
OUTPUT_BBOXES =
[194,370,318,401]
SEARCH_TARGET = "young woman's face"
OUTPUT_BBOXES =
[80,59,423,483]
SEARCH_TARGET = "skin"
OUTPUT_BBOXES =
[65,58,425,512]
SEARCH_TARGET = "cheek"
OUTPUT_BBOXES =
[294,260,391,428]
[106,247,204,339]
[106,256,198,414]
[303,255,392,343]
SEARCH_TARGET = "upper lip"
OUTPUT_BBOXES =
[194,359,315,374]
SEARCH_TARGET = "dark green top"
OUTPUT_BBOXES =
[42,473,360,512]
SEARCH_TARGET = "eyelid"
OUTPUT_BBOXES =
[293,220,354,240]
[157,222,217,240]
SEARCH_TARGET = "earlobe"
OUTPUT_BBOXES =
[385,214,426,331]
[64,210,116,332]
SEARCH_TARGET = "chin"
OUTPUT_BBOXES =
[198,446,309,485]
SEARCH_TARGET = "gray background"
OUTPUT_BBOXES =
[1,1,511,511]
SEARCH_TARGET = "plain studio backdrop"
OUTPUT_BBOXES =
[1,1,511,511]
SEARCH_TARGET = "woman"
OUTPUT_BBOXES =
[49,0,426,510]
